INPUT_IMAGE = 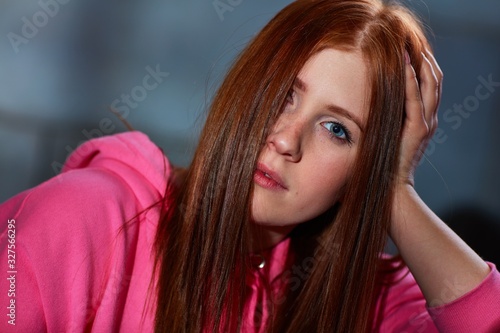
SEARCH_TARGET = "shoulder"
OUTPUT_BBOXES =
[0,131,172,267]
[0,131,173,331]
[2,130,172,236]
[63,130,171,205]
[0,131,175,260]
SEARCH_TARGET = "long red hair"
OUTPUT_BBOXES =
[153,0,430,332]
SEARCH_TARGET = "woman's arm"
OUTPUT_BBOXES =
[390,51,493,306]
[391,184,490,306]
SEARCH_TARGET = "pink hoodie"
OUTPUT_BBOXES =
[1,131,499,332]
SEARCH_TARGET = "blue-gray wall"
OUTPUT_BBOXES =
[1,1,499,261]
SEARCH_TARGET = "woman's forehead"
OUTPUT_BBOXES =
[297,48,371,124]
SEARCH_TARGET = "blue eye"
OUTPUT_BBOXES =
[322,121,352,144]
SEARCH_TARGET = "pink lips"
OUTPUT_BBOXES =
[253,163,288,190]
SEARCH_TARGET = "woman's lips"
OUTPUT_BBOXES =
[253,163,288,190]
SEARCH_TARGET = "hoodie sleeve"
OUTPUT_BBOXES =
[373,261,500,333]
[426,262,500,333]
[0,131,171,332]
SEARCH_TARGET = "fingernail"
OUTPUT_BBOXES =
[404,51,410,64]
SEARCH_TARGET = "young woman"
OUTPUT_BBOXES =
[1,0,499,332]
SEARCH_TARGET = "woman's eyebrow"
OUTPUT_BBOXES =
[293,77,365,132]
[325,104,365,132]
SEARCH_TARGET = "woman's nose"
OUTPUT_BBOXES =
[266,115,303,162]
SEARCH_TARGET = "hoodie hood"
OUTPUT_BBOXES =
[62,131,171,209]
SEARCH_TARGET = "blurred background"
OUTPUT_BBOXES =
[0,0,498,263]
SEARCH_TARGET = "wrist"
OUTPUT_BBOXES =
[392,177,418,205]
[390,182,419,237]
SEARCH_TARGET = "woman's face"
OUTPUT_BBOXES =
[251,48,370,227]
